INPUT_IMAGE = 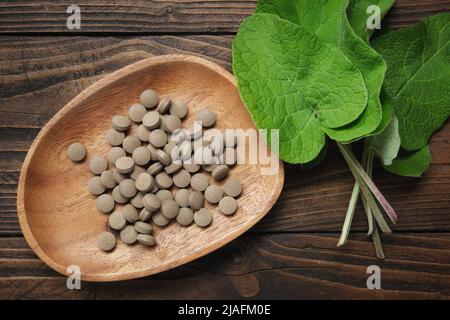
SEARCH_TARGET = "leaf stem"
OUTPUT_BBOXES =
[337,143,397,223]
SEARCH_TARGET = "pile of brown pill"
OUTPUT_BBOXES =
[67,89,243,252]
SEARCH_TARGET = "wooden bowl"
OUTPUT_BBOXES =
[17,55,284,282]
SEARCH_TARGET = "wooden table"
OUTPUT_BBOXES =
[0,0,449,299]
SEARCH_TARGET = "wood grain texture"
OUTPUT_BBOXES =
[0,36,449,236]
[1,233,449,299]
[0,0,448,33]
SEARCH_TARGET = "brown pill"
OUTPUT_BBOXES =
[100,170,116,189]
[177,208,194,226]
[190,173,209,192]
[120,225,138,244]
[149,129,168,148]
[152,212,170,227]
[132,146,151,166]
[155,172,173,189]
[173,169,191,188]
[135,173,155,192]
[140,89,159,109]
[164,115,182,133]
[194,208,213,227]
[204,185,224,204]
[129,103,147,123]
[88,176,105,196]
[156,189,173,202]
[112,115,131,131]
[161,199,180,219]
[147,162,164,175]
[129,165,146,181]
[122,136,141,154]
[112,185,128,204]
[98,232,116,251]
[174,189,190,207]
[115,156,134,174]
[137,124,151,142]
[155,149,171,166]
[157,96,172,114]
[139,208,152,222]
[143,193,161,212]
[169,99,188,119]
[134,221,153,235]
[183,162,201,173]
[108,147,126,164]
[219,196,237,215]
[188,191,204,210]
[224,178,242,197]
[123,204,139,223]
[109,211,127,231]
[212,164,229,181]
[137,234,156,247]
[119,179,137,198]
[142,111,161,129]
[106,128,125,147]
[197,109,216,127]
[96,194,115,213]
[89,155,108,175]
[165,162,182,175]
[67,142,86,162]
[112,170,127,184]
[130,192,145,209]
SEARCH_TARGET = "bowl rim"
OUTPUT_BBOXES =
[17,54,285,282]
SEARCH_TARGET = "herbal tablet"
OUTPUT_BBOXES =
[122,136,141,154]
[212,164,229,181]
[163,142,177,156]
[132,146,151,166]
[161,199,180,219]
[197,109,216,127]
[147,162,164,175]
[140,89,159,109]
[124,204,139,223]
[135,173,155,192]
[165,162,182,175]
[67,142,86,162]
[177,208,194,226]
[96,194,115,213]
[89,155,108,175]
[164,115,182,133]
[115,156,134,174]
[149,129,168,148]
[112,185,128,204]
[130,165,146,180]
[190,173,209,192]
[157,96,172,114]
[130,192,145,209]
[88,176,105,196]
[155,150,171,166]
[120,225,138,244]
[183,162,201,173]
[219,196,237,215]
[109,211,127,231]
[108,147,126,164]
[137,124,151,142]
[137,234,156,247]
[113,171,127,184]
[98,232,116,251]
[224,178,242,197]
[204,185,223,204]
[146,144,159,159]
[188,191,204,210]
[155,172,173,189]
[142,111,161,129]
[105,128,125,146]
[152,212,170,227]
[119,179,137,198]
[194,208,212,227]
[174,189,190,207]
[134,221,153,235]
[112,115,131,131]
[143,193,161,212]
[170,99,188,119]
[156,190,173,202]
[129,103,147,123]
[100,170,116,189]
[139,208,152,222]
[173,169,191,188]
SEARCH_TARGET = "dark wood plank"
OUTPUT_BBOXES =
[0,0,448,34]
[1,233,449,299]
[0,35,449,235]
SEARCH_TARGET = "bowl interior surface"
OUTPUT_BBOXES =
[19,55,284,281]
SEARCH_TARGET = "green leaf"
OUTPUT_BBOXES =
[383,146,431,177]
[367,115,401,166]
[347,0,396,41]
[232,13,368,163]
[373,13,450,151]
[256,0,386,142]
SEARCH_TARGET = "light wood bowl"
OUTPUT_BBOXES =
[17,55,284,282]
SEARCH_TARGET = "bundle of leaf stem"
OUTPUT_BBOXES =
[232,0,450,258]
